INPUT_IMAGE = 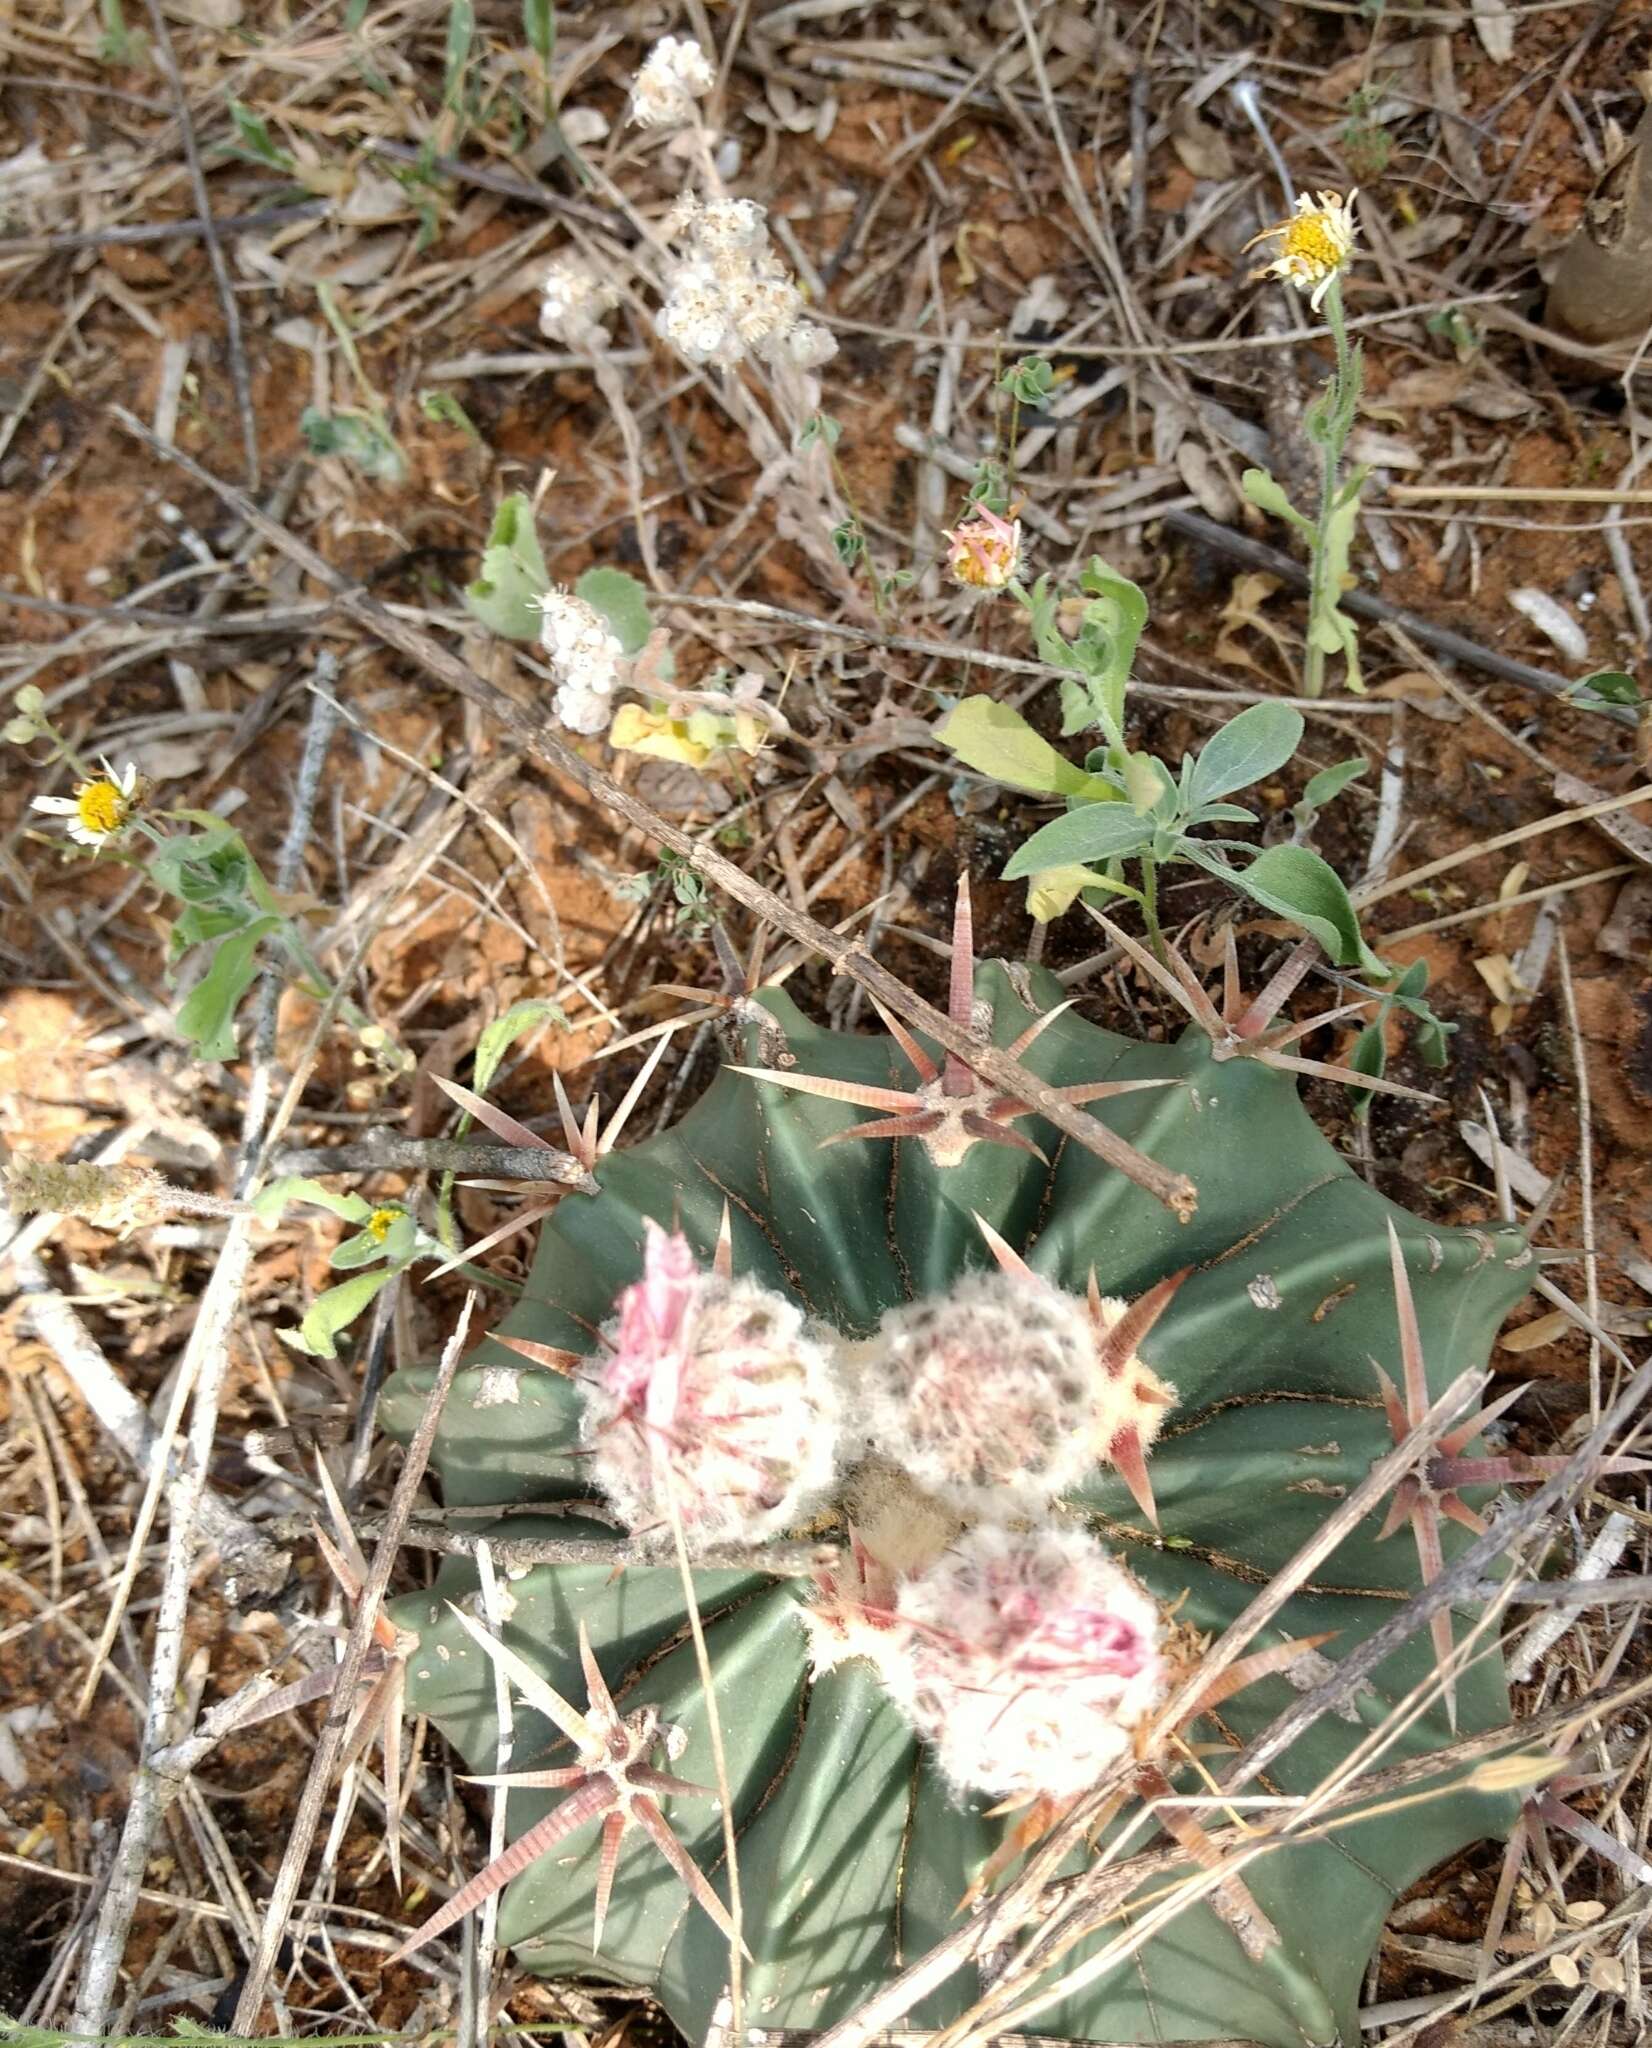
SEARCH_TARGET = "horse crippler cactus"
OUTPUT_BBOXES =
[381,884,1533,2046]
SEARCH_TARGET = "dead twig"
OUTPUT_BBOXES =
[228,1297,475,2034]
[140,0,258,489]
[269,1137,598,1189]
[0,199,325,257]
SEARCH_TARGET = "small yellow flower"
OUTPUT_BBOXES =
[610,703,714,768]
[944,504,1023,594]
[32,758,143,846]
[365,1205,403,1244]
[1243,189,1359,311]
[610,701,766,767]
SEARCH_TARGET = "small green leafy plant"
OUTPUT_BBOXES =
[937,561,1381,973]
[253,1181,435,1358]
[10,689,404,1069]
[1241,195,1366,696]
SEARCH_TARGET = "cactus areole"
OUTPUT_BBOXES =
[383,934,1531,2047]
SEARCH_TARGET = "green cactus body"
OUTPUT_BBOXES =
[383,961,1530,2045]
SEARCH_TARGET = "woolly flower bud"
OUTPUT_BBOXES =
[539,257,619,346]
[536,590,625,735]
[857,1271,1097,1515]
[629,35,715,128]
[581,1222,841,1550]
[693,197,768,253]
[889,1525,1166,1800]
[776,319,837,370]
[4,1156,169,1233]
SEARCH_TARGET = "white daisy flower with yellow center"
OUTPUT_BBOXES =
[1244,189,1359,311]
[32,759,143,846]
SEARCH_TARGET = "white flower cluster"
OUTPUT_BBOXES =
[628,35,715,128]
[539,257,620,347]
[537,590,626,735]
[655,195,837,372]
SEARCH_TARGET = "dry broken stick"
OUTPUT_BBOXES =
[270,1136,598,1188]
[108,407,1198,1223]
[227,1296,476,2034]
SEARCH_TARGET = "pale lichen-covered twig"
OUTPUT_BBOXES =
[270,1137,597,1189]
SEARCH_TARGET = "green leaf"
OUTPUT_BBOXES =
[1001,802,1155,880]
[329,1226,389,1271]
[1058,676,1095,736]
[1227,844,1381,970]
[442,0,475,107]
[998,356,1054,405]
[299,407,407,483]
[1241,467,1315,538]
[575,565,652,656]
[797,411,841,452]
[465,493,551,640]
[227,101,295,173]
[936,697,1106,800]
[1302,757,1368,810]
[1122,751,1171,816]
[281,1267,395,1359]
[1071,560,1148,735]
[522,0,555,62]
[1347,1018,1389,1118]
[173,916,281,1061]
[474,999,569,1095]
[252,1178,372,1228]
[831,519,865,568]
[1571,669,1642,708]
[419,389,481,440]
[1189,702,1305,806]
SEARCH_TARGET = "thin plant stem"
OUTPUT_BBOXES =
[1303,277,1356,699]
[1139,854,1167,966]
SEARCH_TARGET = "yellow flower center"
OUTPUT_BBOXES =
[75,779,127,836]
[366,1205,402,1243]
[1281,215,1342,275]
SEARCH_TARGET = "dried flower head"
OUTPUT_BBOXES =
[889,1525,1166,1801]
[4,1156,169,1233]
[944,504,1023,593]
[857,1271,1098,1515]
[654,188,829,371]
[539,257,620,347]
[31,758,143,846]
[628,35,715,128]
[1243,189,1359,311]
[581,1221,841,1550]
[536,589,626,735]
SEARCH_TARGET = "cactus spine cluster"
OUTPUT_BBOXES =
[382,884,1533,2047]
